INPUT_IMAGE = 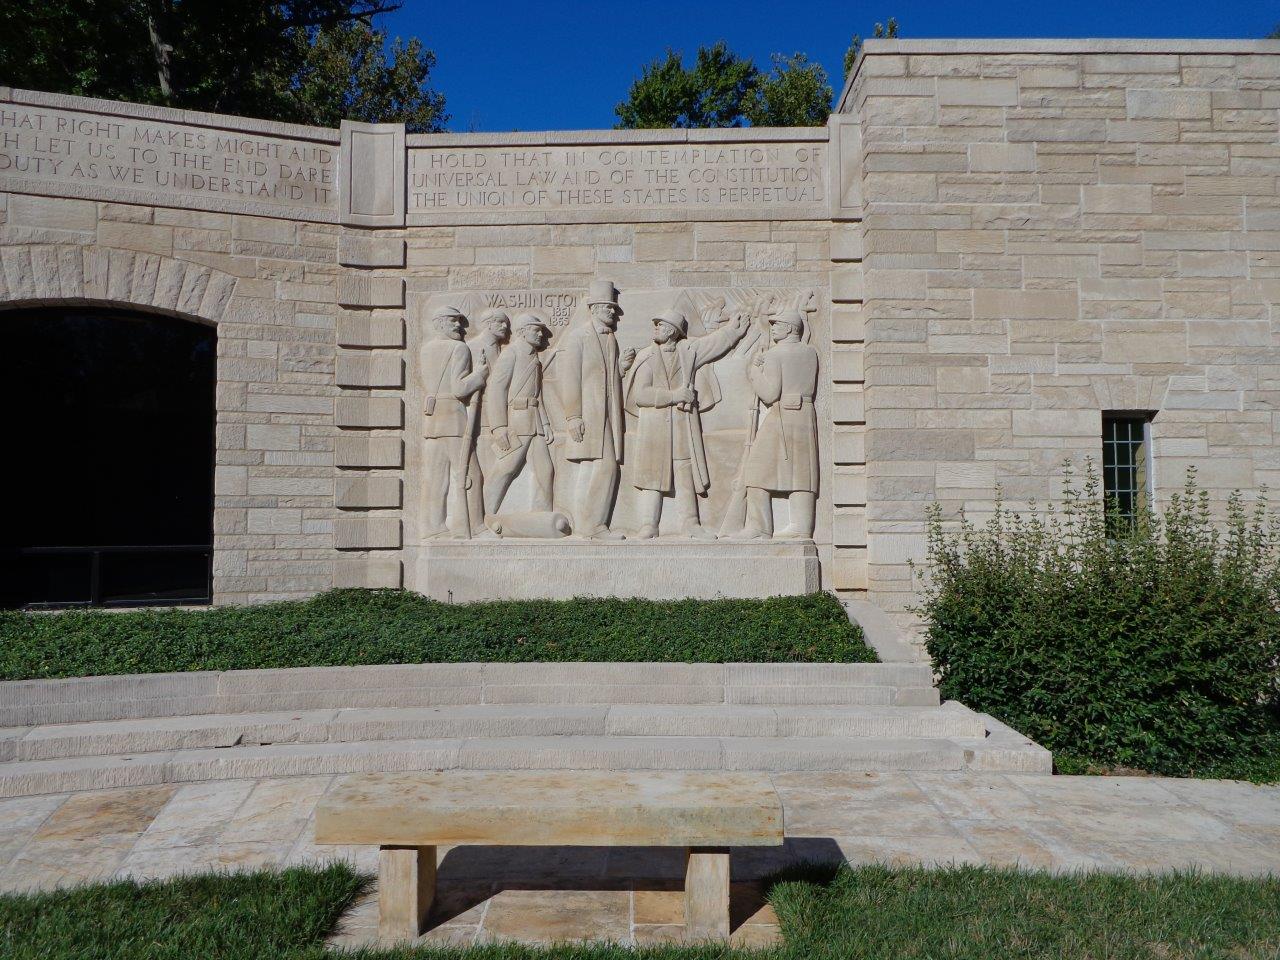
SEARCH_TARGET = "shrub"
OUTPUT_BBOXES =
[916,464,1280,779]
[0,590,874,681]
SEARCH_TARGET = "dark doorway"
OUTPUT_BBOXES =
[1,308,216,608]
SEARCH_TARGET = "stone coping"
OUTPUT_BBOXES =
[836,36,1280,111]
[404,127,828,148]
[1,86,340,143]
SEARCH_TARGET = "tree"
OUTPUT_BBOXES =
[746,53,833,127]
[845,17,899,78]
[615,41,831,129]
[614,41,758,129]
[0,1,447,132]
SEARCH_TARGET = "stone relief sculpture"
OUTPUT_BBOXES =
[552,280,635,540]
[417,282,818,543]
[419,305,488,538]
[624,307,750,539]
[735,310,820,540]
[483,313,556,519]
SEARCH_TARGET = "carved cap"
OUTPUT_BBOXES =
[479,308,510,326]
[431,304,466,322]
[514,312,550,332]
[585,279,622,312]
[772,310,805,333]
[650,308,688,335]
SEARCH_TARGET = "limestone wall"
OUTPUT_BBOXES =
[0,89,839,604]
[5,39,1278,617]
[842,40,1280,637]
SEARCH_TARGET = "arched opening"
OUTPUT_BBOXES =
[1,307,216,608]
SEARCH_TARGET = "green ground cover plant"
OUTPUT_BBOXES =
[0,590,873,681]
[2,862,1278,960]
[917,464,1280,781]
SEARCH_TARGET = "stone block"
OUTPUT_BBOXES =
[1127,89,1212,120]
[1010,409,1099,437]
[10,195,96,231]
[336,397,403,428]
[315,771,783,847]
[338,275,404,308]
[937,78,1018,106]
[336,476,403,509]
[969,143,1035,172]
[246,424,301,451]
[831,265,864,302]
[973,289,1079,320]
[336,435,403,468]
[337,311,404,348]
[532,246,595,274]
[336,353,403,388]
[333,559,404,589]
[335,516,402,550]
[339,235,407,268]
[248,509,303,535]
[829,228,864,262]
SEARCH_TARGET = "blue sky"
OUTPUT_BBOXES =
[379,1,1279,131]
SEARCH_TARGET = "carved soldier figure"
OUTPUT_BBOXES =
[420,305,488,538]
[625,308,750,539]
[469,308,510,373]
[555,280,635,539]
[468,307,510,510]
[483,312,555,517]
[741,310,819,540]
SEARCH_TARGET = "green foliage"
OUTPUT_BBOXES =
[844,17,899,78]
[0,1,447,131]
[0,590,873,680]
[0,863,366,960]
[614,42,831,128]
[744,54,834,128]
[916,463,1280,780]
[5,861,1280,960]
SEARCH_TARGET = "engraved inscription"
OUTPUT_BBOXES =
[0,103,337,215]
[409,144,826,215]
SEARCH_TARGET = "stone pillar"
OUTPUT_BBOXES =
[684,846,731,941]
[378,844,436,944]
[333,120,408,589]
[827,113,867,598]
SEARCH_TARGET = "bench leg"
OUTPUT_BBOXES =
[378,844,436,944]
[684,846,731,941]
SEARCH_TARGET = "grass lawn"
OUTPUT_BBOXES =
[0,589,874,681]
[2,862,1278,960]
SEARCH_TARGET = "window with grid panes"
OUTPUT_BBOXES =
[1102,415,1151,527]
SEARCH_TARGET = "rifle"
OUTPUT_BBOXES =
[453,353,485,538]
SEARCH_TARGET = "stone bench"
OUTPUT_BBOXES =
[314,770,784,944]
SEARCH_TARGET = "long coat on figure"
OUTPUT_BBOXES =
[625,324,742,494]
[554,323,625,464]
[744,340,819,493]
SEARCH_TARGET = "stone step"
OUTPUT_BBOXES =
[0,663,939,725]
[0,734,989,797]
[5,703,988,761]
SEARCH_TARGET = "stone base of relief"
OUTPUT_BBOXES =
[408,541,819,602]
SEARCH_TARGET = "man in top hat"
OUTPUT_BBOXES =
[741,309,819,540]
[483,312,555,517]
[420,304,488,538]
[625,307,750,538]
[554,279,635,539]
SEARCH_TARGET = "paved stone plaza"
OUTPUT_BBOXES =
[2,772,1277,946]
